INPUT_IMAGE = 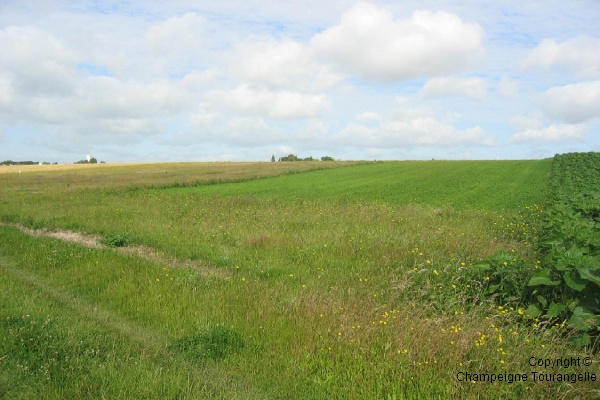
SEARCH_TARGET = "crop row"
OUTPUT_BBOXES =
[528,153,600,346]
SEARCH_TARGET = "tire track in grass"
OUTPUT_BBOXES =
[0,254,268,400]
[0,255,166,350]
[0,222,231,279]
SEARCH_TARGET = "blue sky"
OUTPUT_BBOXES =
[0,0,599,162]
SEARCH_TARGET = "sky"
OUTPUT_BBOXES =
[1,0,599,163]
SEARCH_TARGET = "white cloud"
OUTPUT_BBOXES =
[420,76,487,99]
[524,35,600,79]
[496,77,519,98]
[357,111,380,121]
[75,77,187,119]
[0,75,13,105]
[311,2,483,81]
[509,113,543,130]
[0,25,76,96]
[209,84,330,120]
[168,116,286,148]
[511,124,588,143]
[146,12,206,57]
[334,103,493,148]
[190,105,220,127]
[180,69,219,89]
[230,37,342,91]
[1,0,599,162]
[144,12,208,75]
[223,117,286,146]
[5,74,189,143]
[335,120,491,148]
[295,120,328,142]
[540,80,600,123]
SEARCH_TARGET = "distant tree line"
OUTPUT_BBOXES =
[0,160,57,165]
[75,157,98,164]
[74,157,105,164]
[273,154,335,162]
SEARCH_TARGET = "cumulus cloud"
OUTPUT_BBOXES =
[334,102,493,148]
[311,2,483,81]
[160,116,285,148]
[144,12,208,75]
[0,75,12,105]
[524,35,600,79]
[496,77,519,98]
[75,77,187,119]
[335,120,490,148]
[1,0,597,162]
[420,76,487,99]
[230,37,342,91]
[180,69,220,89]
[209,84,330,120]
[511,124,588,143]
[357,111,381,121]
[190,104,220,127]
[0,25,77,96]
[222,117,287,146]
[540,80,600,123]
[146,12,206,57]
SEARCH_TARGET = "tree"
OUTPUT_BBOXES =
[271,154,276,162]
[279,154,299,162]
[89,157,98,164]
[321,156,335,161]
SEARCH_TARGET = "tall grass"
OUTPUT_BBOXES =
[1,160,597,399]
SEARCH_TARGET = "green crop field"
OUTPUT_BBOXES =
[0,158,597,399]
[170,160,550,209]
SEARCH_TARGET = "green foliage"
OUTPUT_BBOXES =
[278,154,330,162]
[3,159,598,398]
[469,250,534,305]
[279,154,299,161]
[170,324,244,363]
[470,153,600,346]
[74,157,99,164]
[101,232,131,247]
[1,160,39,165]
[528,153,600,345]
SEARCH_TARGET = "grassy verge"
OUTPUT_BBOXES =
[1,159,597,398]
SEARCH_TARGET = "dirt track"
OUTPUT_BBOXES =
[0,222,231,279]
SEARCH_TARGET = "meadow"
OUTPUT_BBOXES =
[0,159,598,399]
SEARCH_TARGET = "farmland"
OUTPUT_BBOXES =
[0,158,598,399]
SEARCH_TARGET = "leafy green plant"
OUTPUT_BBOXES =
[469,250,535,306]
[526,204,600,344]
[528,154,600,345]
[101,232,131,247]
[469,153,600,347]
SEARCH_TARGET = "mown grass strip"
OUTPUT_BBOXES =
[172,160,551,210]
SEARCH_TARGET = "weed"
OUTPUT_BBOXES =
[101,232,131,247]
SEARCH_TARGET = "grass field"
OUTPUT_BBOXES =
[0,159,597,399]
